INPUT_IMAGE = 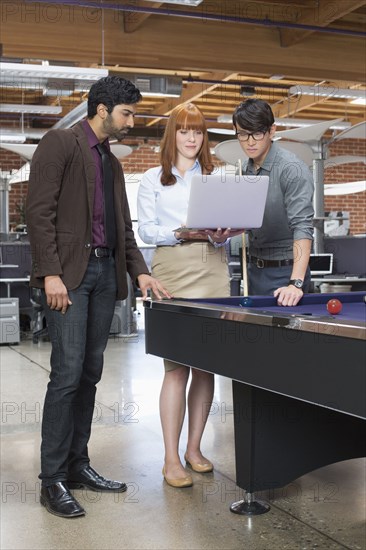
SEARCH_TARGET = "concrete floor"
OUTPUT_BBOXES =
[1,303,365,550]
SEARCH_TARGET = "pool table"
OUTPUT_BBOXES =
[144,292,366,513]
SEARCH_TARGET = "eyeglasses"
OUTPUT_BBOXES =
[236,130,268,142]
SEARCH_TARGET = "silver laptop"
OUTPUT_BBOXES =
[184,174,269,230]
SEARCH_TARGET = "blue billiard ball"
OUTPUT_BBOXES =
[240,297,253,307]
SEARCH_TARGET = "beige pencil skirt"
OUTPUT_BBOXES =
[151,241,230,371]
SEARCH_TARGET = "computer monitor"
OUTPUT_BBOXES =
[309,253,333,276]
[324,236,366,276]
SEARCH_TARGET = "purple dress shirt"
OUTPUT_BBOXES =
[81,120,111,247]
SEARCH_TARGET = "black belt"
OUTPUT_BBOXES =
[248,255,293,268]
[91,247,114,258]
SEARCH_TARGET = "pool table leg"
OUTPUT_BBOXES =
[231,381,366,511]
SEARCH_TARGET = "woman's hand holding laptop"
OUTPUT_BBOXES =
[206,228,246,241]
[174,227,245,244]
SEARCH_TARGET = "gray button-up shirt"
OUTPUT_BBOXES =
[243,142,314,260]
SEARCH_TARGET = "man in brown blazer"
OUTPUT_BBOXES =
[26,76,170,518]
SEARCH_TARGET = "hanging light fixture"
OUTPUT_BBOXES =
[0,104,62,114]
[289,85,366,100]
[274,118,351,130]
[0,63,109,96]
[0,62,108,81]
[351,98,366,105]
[217,114,351,130]
[0,132,26,143]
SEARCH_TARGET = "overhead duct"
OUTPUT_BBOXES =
[129,75,182,98]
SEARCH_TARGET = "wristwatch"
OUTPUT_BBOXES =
[288,279,304,289]
[207,234,228,248]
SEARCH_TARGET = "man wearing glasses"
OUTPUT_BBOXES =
[233,99,314,306]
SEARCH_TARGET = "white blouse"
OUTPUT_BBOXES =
[137,160,201,246]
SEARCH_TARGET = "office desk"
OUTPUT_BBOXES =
[312,277,366,292]
[312,277,366,283]
[0,277,30,298]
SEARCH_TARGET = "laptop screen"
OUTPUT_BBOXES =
[309,253,333,275]
[185,174,269,230]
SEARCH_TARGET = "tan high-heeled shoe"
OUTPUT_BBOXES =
[162,467,193,488]
[184,453,213,473]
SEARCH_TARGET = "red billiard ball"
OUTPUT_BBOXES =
[327,298,343,315]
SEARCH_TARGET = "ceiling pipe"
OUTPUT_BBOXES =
[24,0,366,38]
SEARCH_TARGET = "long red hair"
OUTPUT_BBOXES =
[160,103,213,186]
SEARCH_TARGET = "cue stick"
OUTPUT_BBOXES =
[238,158,249,297]
[241,231,248,297]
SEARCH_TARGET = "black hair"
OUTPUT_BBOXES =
[87,76,142,118]
[232,99,275,132]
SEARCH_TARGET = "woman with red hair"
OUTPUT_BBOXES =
[138,103,237,488]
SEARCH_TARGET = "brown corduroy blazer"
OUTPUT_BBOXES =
[26,122,149,300]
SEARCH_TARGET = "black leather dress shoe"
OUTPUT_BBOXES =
[40,482,85,518]
[67,465,127,492]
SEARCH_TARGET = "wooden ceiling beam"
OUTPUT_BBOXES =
[2,11,365,82]
[279,0,366,47]
[123,1,163,33]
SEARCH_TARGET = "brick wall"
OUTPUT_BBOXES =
[1,151,27,229]
[120,139,160,175]
[2,137,365,233]
[324,139,366,235]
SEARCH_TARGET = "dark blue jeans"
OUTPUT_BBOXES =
[39,255,117,486]
[248,264,311,296]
